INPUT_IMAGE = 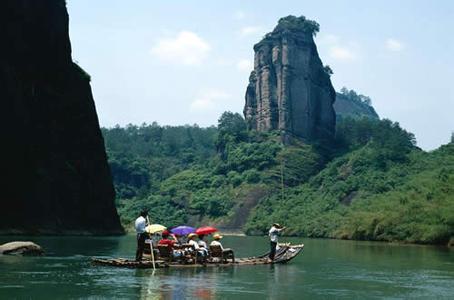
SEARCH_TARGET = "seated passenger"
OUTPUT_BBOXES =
[210,233,235,262]
[158,230,182,258]
[187,233,208,259]
[197,234,208,255]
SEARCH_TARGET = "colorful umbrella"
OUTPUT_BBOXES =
[195,226,218,235]
[146,224,166,234]
[171,225,195,236]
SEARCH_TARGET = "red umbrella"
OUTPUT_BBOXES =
[195,226,218,235]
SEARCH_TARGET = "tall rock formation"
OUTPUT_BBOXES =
[244,16,336,142]
[0,0,122,234]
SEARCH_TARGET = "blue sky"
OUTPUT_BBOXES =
[67,0,454,150]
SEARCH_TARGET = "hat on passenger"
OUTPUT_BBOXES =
[213,233,223,240]
[188,233,198,239]
[273,223,283,228]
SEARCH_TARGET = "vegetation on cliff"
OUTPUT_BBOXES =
[335,88,379,120]
[103,99,453,244]
[246,124,454,245]
[272,15,320,36]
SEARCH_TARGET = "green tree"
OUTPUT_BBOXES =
[216,111,247,154]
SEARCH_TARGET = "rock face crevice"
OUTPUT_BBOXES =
[244,16,336,142]
[0,0,122,234]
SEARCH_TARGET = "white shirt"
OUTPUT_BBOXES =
[135,216,146,234]
[188,239,199,249]
[198,240,207,248]
[269,226,281,243]
[210,240,223,250]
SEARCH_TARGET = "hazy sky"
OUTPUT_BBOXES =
[67,0,454,150]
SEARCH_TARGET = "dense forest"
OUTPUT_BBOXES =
[102,90,454,246]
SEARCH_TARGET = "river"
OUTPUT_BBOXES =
[1,235,453,299]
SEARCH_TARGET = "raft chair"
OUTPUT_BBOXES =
[157,244,172,262]
[209,245,234,263]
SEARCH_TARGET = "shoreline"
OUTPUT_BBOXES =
[0,232,451,248]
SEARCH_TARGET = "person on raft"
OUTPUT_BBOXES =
[158,230,183,258]
[210,233,235,262]
[187,233,207,262]
[134,209,149,261]
[198,235,208,251]
[268,223,286,261]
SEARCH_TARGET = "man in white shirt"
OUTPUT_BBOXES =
[188,233,207,263]
[268,223,285,261]
[135,210,148,261]
[198,234,208,249]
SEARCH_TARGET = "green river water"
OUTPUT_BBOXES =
[0,235,453,299]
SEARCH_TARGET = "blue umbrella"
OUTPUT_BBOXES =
[171,225,195,236]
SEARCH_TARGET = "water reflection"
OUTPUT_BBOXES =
[139,268,220,299]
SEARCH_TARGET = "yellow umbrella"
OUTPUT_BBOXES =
[146,224,166,234]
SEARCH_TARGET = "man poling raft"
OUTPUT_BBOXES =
[268,223,286,261]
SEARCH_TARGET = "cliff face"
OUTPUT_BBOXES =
[0,0,122,234]
[244,16,336,142]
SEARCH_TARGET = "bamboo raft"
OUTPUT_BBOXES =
[92,244,304,269]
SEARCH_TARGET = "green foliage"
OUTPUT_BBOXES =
[246,121,454,245]
[216,111,248,155]
[274,15,320,36]
[104,114,453,245]
[340,87,372,106]
[335,117,416,161]
[323,65,333,76]
[276,144,323,186]
[102,122,217,198]
[103,116,284,229]
[117,194,187,230]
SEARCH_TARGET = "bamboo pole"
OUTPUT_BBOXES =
[146,216,156,270]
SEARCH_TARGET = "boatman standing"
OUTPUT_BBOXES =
[135,209,149,261]
[268,223,285,261]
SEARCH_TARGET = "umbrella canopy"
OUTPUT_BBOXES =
[195,226,218,235]
[146,224,166,234]
[171,225,195,236]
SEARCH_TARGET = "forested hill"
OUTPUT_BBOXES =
[102,103,454,246]
[335,88,379,120]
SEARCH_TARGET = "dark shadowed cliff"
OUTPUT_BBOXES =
[244,16,336,143]
[0,0,122,234]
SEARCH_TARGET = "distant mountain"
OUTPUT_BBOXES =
[334,89,379,120]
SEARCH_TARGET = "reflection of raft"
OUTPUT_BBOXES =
[92,244,304,269]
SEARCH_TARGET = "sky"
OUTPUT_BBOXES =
[66,0,454,150]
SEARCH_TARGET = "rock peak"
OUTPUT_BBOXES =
[244,15,336,142]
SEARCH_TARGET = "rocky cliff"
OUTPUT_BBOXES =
[0,0,122,234]
[244,16,336,142]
